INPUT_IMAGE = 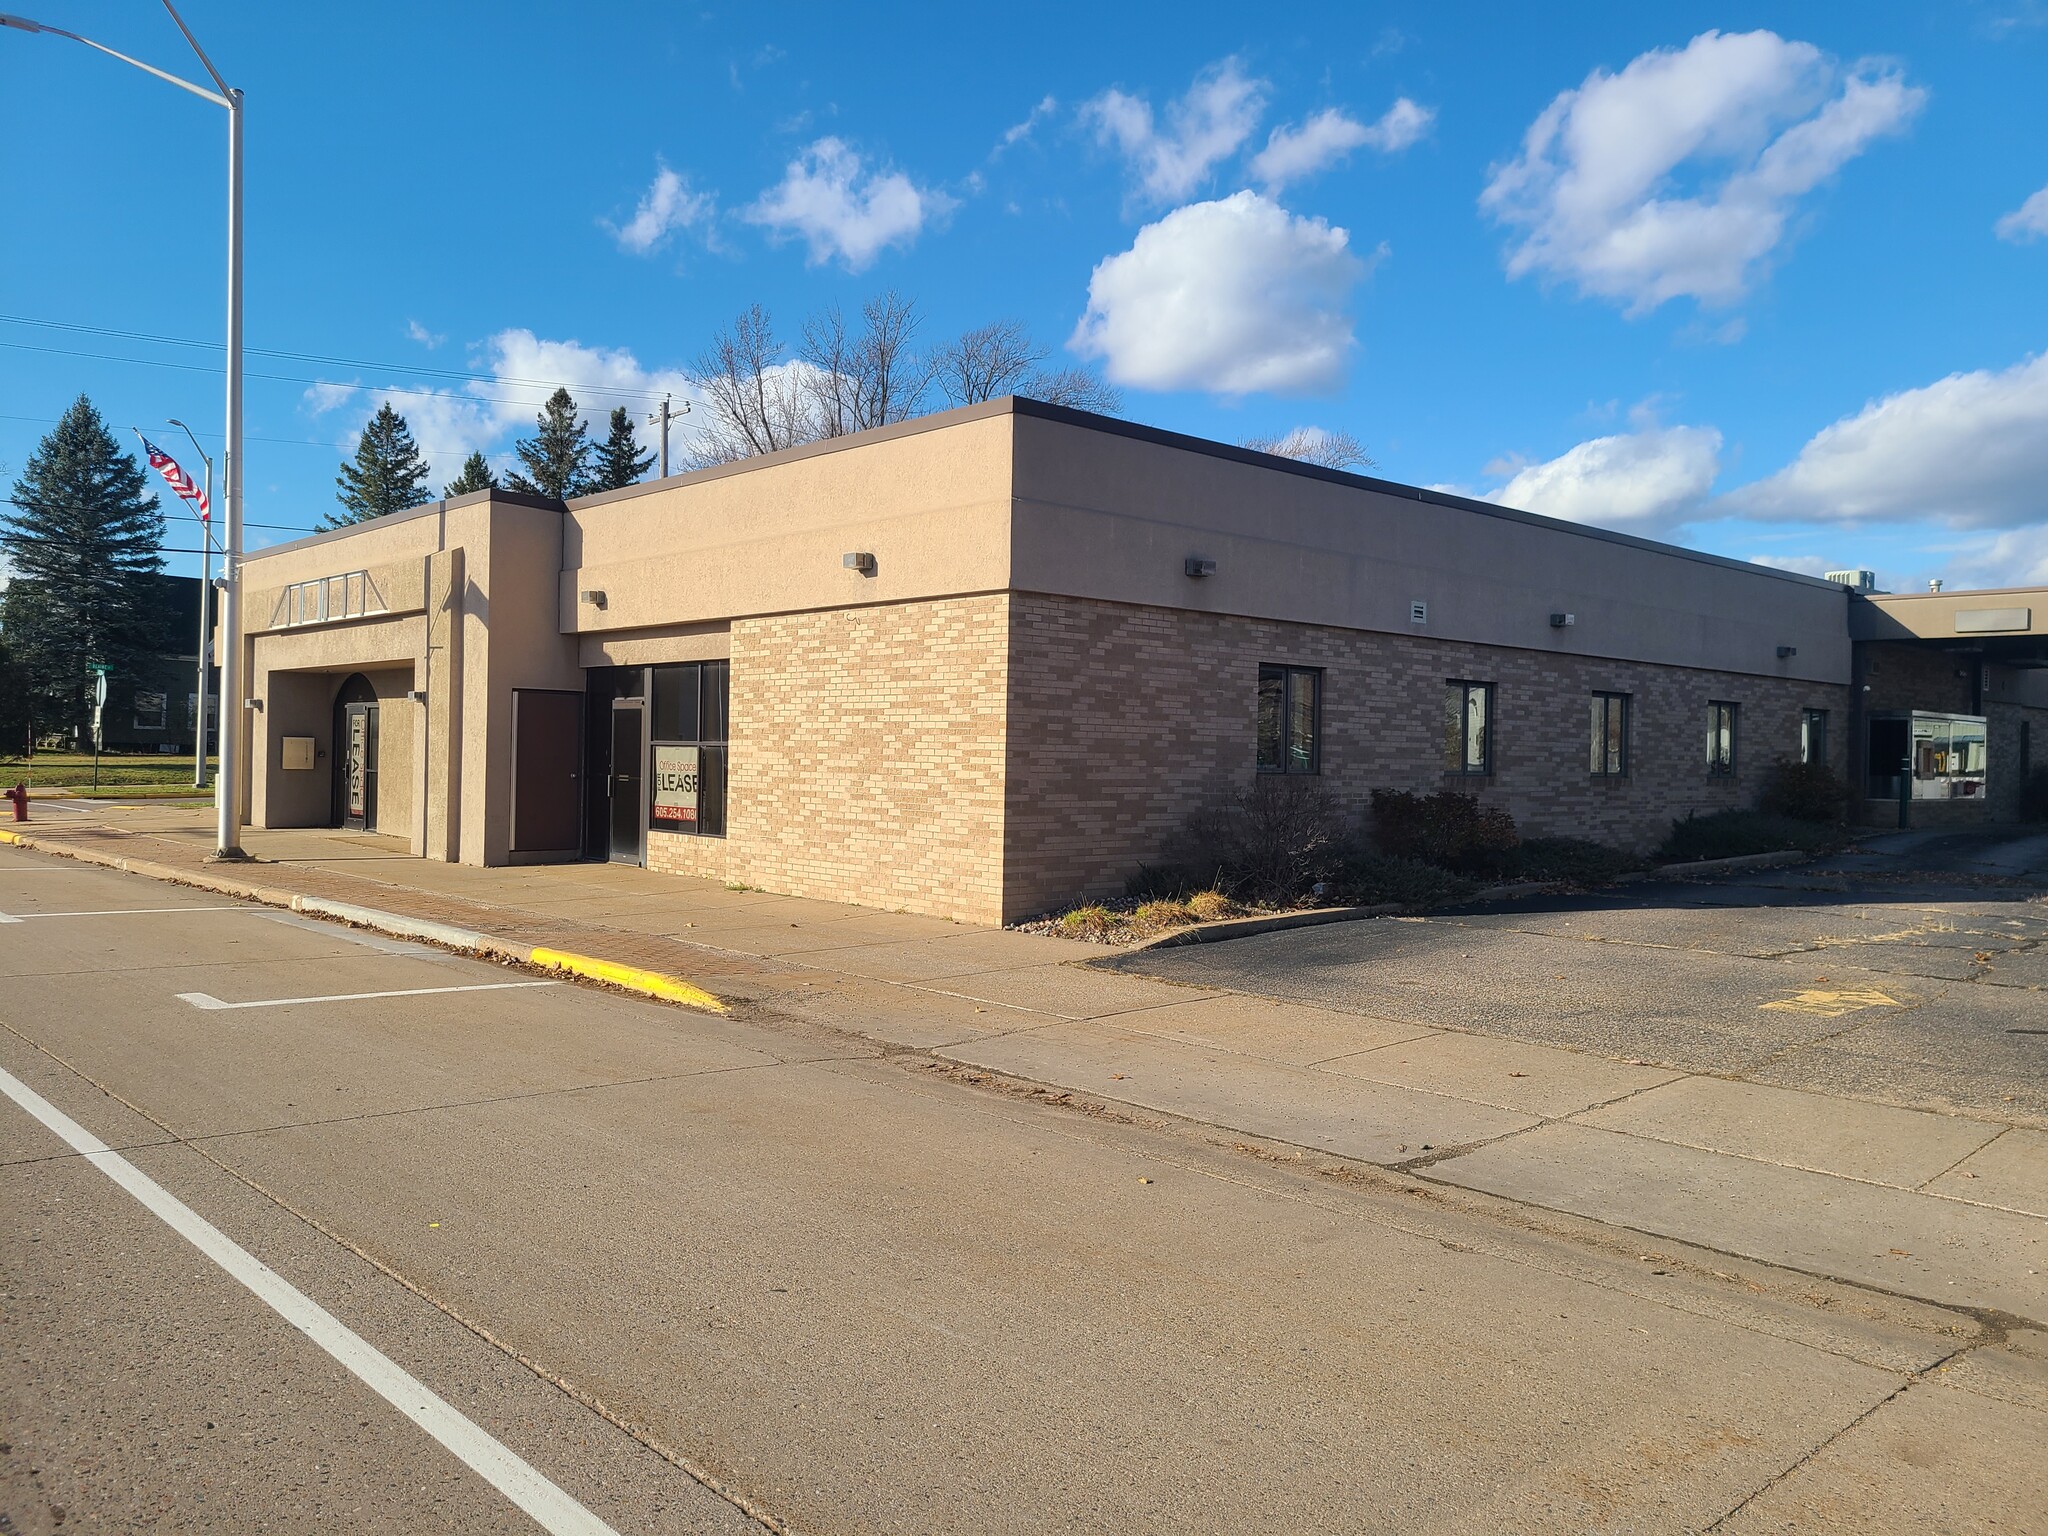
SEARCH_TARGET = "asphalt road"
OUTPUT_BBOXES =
[1117,829,2048,1124]
[3,845,2044,1533]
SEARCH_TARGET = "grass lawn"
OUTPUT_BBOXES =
[2,752,217,791]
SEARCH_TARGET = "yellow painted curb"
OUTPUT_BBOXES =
[528,946,727,1014]
[0,828,21,844]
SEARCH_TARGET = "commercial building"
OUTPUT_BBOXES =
[225,399,2048,925]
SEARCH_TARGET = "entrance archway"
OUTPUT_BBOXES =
[332,673,380,831]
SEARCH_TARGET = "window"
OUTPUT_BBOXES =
[1801,709,1829,767]
[1443,681,1493,775]
[132,691,167,730]
[648,659,729,836]
[1707,700,1739,777]
[1256,665,1321,774]
[1590,692,1630,777]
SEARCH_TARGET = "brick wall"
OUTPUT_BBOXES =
[1003,594,1851,919]
[650,595,1011,924]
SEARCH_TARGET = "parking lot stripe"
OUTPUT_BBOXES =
[0,906,246,920]
[0,1062,623,1536]
[177,980,562,1011]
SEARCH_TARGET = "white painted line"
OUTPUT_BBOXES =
[0,1063,621,1536]
[0,906,247,921]
[259,911,440,957]
[177,981,561,1011]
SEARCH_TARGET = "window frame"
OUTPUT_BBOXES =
[1590,691,1631,779]
[1256,663,1323,776]
[1444,679,1495,776]
[132,690,168,731]
[646,658,730,838]
[1706,699,1739,778]
[1800,708,1829,768]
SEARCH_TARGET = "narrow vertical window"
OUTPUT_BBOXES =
[648,658,730,836]
[1801,709,1829,767]
[1590,692,1629,778]
[1707,700,1739,777]
[1256,664,1322,775]
[1444,681,1493,775]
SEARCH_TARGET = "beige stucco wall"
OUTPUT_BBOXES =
[1002,594,1853,919]
[646,595,1011,923]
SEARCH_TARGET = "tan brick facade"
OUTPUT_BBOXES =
[649,595,1011,925]
[1003,594,1852,919]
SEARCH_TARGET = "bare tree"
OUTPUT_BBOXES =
[1239,427,1373,471]
[935,319,1125,416]
[802,289,935,436]
[684,304,822,467]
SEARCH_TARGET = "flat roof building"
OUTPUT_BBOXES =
[227,398,2048,925]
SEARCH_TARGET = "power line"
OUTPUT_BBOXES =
[0,313,687,402]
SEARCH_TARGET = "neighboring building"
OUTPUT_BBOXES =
[18,573,217,755]
[222,399,2048,925]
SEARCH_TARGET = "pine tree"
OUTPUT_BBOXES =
[505,388,593,500]
[590,407,655,492]
[327,402,431,529]
[0,395,166,732]
[442,451,499,498]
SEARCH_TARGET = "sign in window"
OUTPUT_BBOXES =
[651,744,701,825]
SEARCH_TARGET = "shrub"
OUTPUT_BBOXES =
[1168,777,1350,906]
[1658,809,1845,863]
[1756,757,1852,824]
[1057,905,1116,941]
[1502,836,1643,886]
[2020,765,2048,823]
[1368,788,1520,875]
[1327,853,1477,909]
[1132,899,1198,931]
[1185,888,1238,922]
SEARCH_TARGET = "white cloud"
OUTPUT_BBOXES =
[1480,423,1724,531]
[304,380,360,415]
[606,163,715,255]
[1996,184,2048,242]
[1944,525,2048,587]
[1481,30,1924,313]
[1082,58,1267,204]
[1745,553,1837,577]
[1070,191,1367,396]
[997,95,1058,153]
[1251,98,1436,189]
[405,320,445,349]
[743,138,949,270]
[1723,352,2048,528]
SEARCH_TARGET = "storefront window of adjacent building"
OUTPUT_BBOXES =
[649,659,729,836]
[1801,709,1829,767]
[1590,692,1629,777]
[1444,681,1493,775]
[1256,665,1321,774]
[1706,701,1739,777]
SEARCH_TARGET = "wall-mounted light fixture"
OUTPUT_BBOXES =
[579,589,607,609]
[843,551,877,576]
[1410,600,1428,625]
[1777,645,1797,659]
[1549,612,1576,628]
[245,698,263,712]
[1184,557,1216,578]
[406,688,428,703]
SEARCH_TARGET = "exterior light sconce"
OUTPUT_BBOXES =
[1184,557,1216,578]
[1410,600,1428,625]
[843,551,877,576]
[579,589,607,609]
[1777,645,1797,659]
[1549,612,1576,628]
[406,688,428,703]
[245,698,263,711]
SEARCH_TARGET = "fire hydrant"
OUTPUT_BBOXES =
[5,782,27,822]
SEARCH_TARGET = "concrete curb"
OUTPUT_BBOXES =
[0,826,727,1014]
[1109,902,1405,956]
[1635,848,1814,880]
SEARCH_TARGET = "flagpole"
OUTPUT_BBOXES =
[165,420,214,789]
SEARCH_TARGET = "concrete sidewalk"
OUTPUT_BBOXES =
[10,801,2046,1328]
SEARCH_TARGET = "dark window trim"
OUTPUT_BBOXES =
[1445,678,1494,776]
[647,658,730,838]
[1707,699,1739,778]
[1256,663,1323,776]
[1591,691,1631,779]
[1801,708,1830,768]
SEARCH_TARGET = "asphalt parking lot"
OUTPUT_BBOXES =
[1114,829,2048,1125]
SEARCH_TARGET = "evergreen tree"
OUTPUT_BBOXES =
[327,402,431,529]
[0,397,166,734]
[505,387,593,500]
[442,451,499,498]
[590,406,655,492]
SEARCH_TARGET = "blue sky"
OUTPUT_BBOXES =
[3,1,2045,593]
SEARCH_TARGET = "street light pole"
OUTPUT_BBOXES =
[3,3,248,855]
[166,418,214,789]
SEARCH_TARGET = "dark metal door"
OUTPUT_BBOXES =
[510,689,585,858]
[342,703,378,832]
[608,702,644,865]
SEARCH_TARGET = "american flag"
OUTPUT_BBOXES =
[139,435,210,520]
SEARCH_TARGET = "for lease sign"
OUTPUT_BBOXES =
[652,744,700,824]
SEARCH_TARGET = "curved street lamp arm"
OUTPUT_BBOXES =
[0,13,227,105]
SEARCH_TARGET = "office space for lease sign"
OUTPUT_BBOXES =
[652,744,699,824]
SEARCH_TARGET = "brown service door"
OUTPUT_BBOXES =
[510,689,585,859]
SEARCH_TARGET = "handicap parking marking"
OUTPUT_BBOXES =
[177,980,562,1011]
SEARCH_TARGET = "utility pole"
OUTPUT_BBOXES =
[645,395,690,479]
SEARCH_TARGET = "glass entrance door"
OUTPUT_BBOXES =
[342,703,378,832]
[608,701,645,865]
